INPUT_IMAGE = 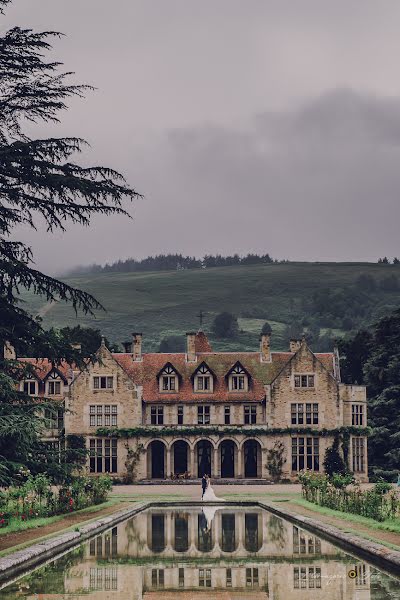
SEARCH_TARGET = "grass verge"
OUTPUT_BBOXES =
[292,497,400,535]
[0,499,120,537]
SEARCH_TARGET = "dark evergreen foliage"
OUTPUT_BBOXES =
[340,308,400,481]
[260,321,272,336]
[158,335,186,353]
[323,437,346,476]
[70,252,275,275]
[212,312,239,339]
[0,1,137,483]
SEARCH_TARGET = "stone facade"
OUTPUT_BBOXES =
[19,331,368,482]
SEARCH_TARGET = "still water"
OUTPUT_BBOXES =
[1,506,399,599]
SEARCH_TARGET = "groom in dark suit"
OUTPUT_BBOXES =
[201,474,207,499]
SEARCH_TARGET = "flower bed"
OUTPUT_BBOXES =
[0,473,112,529]
[299,471,399,522]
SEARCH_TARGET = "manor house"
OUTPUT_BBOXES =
[17,331,368,482]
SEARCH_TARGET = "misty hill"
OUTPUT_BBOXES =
[26,262,400,352]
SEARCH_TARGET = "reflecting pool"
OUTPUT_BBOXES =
[1,506,399,599]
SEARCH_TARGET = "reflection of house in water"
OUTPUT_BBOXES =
[55,508,373,600]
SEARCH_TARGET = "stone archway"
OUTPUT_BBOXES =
[172,440,189,475]
[149,440,165,479]
[244,439,261,478]
[220,440,236,478]
[196,439,213,478]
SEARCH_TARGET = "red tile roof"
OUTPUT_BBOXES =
[113,349,334,403]
[18,331,335,404]
[18,358,75,381]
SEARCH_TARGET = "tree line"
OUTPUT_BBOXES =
[69,254,400,276]
[69,252,277,274]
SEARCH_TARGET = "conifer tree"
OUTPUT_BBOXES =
[0,0,139,482]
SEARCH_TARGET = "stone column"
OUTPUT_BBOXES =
[166,511,172,550]
[261,447,267,480]
[190,446,196,478]
[166,447,171,479]
[213,446,219,478]
[237,512,244,551]
[237,446,243,478]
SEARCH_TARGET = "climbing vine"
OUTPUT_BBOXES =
[266,441,286,482]
[97,425,370,439]
[123,441,145,484]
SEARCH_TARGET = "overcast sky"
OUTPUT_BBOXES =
[4,0,400,272]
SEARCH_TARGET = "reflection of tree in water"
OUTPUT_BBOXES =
[4,546,85,597]
[370,569,400,600]
[126,517,146,551]
[267,515,286,549]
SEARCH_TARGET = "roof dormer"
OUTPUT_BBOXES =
[158,363,181,393]
[191,361,215,393]
[226,361,251,392]
[44,367,67,396]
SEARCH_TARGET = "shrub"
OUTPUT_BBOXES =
[374,481,392,495]
[331,473,355,489]
[299,472,399,521]
[323,438,346,477]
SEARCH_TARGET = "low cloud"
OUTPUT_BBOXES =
[18,89,400,271]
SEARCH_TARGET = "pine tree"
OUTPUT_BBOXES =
[323,437,346,477]
[340,308,400,481]
[0,0,139,482]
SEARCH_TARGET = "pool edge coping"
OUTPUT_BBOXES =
[258,500,400,579]
[0,499,399,585]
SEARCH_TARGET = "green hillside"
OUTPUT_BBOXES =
[26,262,400,352]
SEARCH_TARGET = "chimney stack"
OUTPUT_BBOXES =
[3,341,16,360]
[132,333,142,361]
[186,332,196,362]
[260,334,271,362]
[290,338,301,352]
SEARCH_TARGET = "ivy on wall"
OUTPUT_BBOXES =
[96,425,370,439]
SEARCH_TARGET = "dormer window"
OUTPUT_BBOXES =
[159,364,179,392]
[44,368,67,397]
[228,363,249,392]
[22,379,37,396]
[194,363,213,393]
[48,380,61,395]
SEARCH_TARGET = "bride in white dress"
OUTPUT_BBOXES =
[201,476,224,530]
[202,475,224,502]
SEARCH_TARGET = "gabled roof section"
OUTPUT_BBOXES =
[224,360,252,380]
[156,361,182,380]
[18,358,73,382]
[43,366,68,384]
[190,361,217,381]
[18,342,336,404]
[268,340,336,386]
